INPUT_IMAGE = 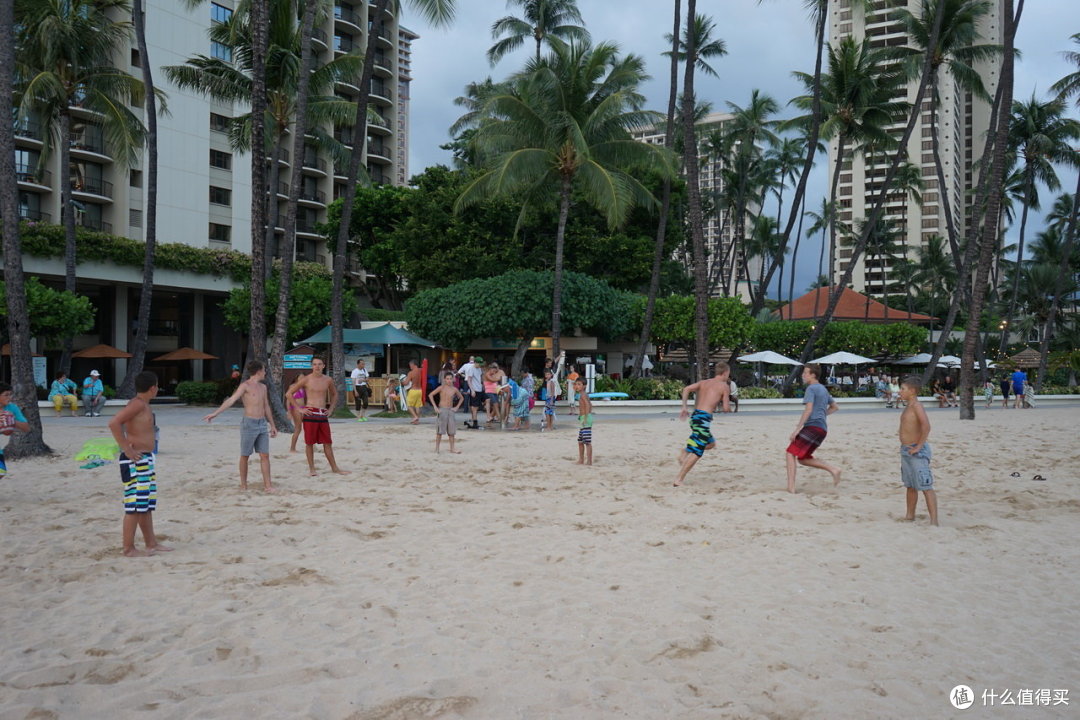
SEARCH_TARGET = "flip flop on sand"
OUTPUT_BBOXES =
[1032,475,1046,481]
[1010,472,1021,477]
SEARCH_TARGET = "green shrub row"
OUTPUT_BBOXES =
[738,387,781,399]
[176,381,219,404]
[593,376,686,400]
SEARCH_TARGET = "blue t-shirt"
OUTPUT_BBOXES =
[803,383,832,430]
[83,377,103,396]
[1011,370,1026,392]
[3,402,26,423]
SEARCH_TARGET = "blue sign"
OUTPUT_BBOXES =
[284,354,312,370]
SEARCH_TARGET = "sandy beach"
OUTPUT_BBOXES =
[1,403,1078,719]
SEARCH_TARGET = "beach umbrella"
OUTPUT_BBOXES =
[153,347,219,361]
[1009,348,1041,368]
[973,361,997,370]
[894,353,932,365]
[737,351,803,365]
[936,355,963,367]
[72,343,132,358]
[808,351,876,365]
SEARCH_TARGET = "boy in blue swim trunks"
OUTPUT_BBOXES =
[898,376,937,525]
[674,362,731,487]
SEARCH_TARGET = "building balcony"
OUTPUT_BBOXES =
[17,207,50,223]
[77,215,112,233]
[334,5,361,31]
[296,218,323,236]
[15,119,43,145]
[366,140,391,162]
[15,164,52,191]
[367,114,391,136]
[369,79,392,105]
[370,1,394,19]
[333,129,354,147]
[372,24,394,49]
[372,52,393,77]
[69,131,112,161]
[301,155,328,176]
[334,36,354,54]
[71,177,114,201]
[311,27,328,50]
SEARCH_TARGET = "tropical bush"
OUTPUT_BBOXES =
[176,381,218,404]
[738,387,782,399]
[593,375,685,400]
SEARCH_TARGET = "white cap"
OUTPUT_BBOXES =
[90,369,100,377]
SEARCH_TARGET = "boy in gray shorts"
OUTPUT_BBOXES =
[204,361,278,492]
[898,376,936,525]
[428,372,463,453]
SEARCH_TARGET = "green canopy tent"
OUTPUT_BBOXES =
[297,323,438,374]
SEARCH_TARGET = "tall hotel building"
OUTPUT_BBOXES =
[13,2,418,382]
[829,0,1003,293]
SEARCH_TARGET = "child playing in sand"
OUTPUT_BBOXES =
[674,363,731,487]
[542,368,558,432]
[108,372,172,557]
[204,360,279,493]
[575,379,593,465]
[785,363,842,494]
[898,376,937,526]
[385,375,401,412]
[0,383,30,478]
[428,372,463,453]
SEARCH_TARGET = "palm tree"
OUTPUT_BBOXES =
[487,0,588,66]
[913,234,957,334]
[15,0,151,374]
[631,0,681,380]
[330,0,456,409]
[2,0,50,457]
[789,36,908,289]
[888,257,920,316]
[763,135,805,297]
[846,216,904,319]
[663,13,728,79]
[457,39,672,361]
[998,95,1080,355]
[802,198,839,317]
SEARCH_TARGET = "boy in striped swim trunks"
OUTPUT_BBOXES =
[674,362,732,487]
[575,379,593,465]
[204,360,278,493]
[785,363,842,493]
[108,372,172,557]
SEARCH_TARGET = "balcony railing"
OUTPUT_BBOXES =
[15,119,42,141]
[366,140,388,157]
[77,215,112,233]
[296,218,321,234]
[278,182,326,204]
[312,27,328,45]
[333,129,354,146]
[369,79,390,98]
[17,207,50,222]
[301,155,327,173]
[69,130,106,155]
[334,4,359,25]
[72,177,113,198]
[372,52,391,69]
[15,164,51,185]
[334,35,353,53]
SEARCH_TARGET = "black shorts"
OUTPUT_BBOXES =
[470,391,488,409]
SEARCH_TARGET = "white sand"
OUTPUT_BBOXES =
[1,404,1078,719]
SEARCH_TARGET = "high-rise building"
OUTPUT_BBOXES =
[829,0,1004,293]
[13,1,418,383]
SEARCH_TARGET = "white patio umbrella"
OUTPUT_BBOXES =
[973,360,997,370]
[808,351,877,365]
[894,353,932,365]
[936,355,963,367]
[737,351,803,365]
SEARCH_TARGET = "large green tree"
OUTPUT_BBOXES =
[0,278,95,343]
[457,38,673,361]
[223,274,358,345]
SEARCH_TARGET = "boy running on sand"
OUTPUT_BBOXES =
[898,376,937,526]
[204,360,279,493]
[429,372,463,453]
[108,372,172,557]
[575,379,593,465]
[785,363,842,493]
[674,363,731,487]
[285,357,348,476]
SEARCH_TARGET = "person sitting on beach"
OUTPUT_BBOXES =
[575,379,593,466]
[285,357,347,476]
[785,363,842,494]
[404,360,424,425]
[941,374,958,407]
[108,372,172,557]
[82,370,106,417]
[203,360,279,493]
[728,378,740,413]
[384,375,401,412]
[875,375,892,407]
[428,372,463,453]
[898,376,937,526]
[932,378,947,408]
[889,376,904,408]
[49,371,79,417]
[674,362,731,487]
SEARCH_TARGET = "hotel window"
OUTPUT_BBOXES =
[209,149,232,170]
[210,3,232,24]
[209,185,231,206]
[211,41,232,62]
[209,222,231,243]
[210,113,230,133]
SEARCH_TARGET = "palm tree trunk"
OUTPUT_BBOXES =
[1035,172,1079,391]
[1,0,50,457]
[551,174,572,360]
[631,0,680,380]
[248,0,270,367]
[959,0,1021,420]
[682,0,709,382]
[263,130,286,278]
[268,0,319,432]
[118,0,157,399]
[510,337,531,378]
[59,110,75,376]
[331,0,393,408]
[753,4,827,317]
[827,135,845,288]
[998,167,1033,355]
[929,75,963,269]
[788,194,806,306]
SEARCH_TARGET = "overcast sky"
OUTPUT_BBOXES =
[403,1,1078,297]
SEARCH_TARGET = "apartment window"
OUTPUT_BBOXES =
[210,113,230,133]
[209,185,231,206]
[209,149,232,170]
[131,48,141,67]
[209,222,231,242]
[839,174,852,184]
[130,169,143,188]
[211,41,233,62]
[334,33,353,53]
[210,2,232,24]
[922,140,933,151]
[921,218,938,229]
[129,209,143,228]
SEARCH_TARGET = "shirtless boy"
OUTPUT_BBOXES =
[404,360,424,425]
[285,357,347,476]
[674,362,731,487]
[204,360,279,493]
[575,379,593,466]
[898,376,937,526]
[108,371,172,557]
[428,372,463,453]
[785,363,842,493]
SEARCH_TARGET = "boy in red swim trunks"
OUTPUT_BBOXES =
[285,357,348,476]
[785,363,842,493]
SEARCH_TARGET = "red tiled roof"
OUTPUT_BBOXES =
[777,287,936,324]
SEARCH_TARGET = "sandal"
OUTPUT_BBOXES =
[1010,472,1021,477]
[1032,475,1046,481]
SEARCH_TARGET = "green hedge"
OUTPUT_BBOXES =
[739,387,781,399]
[176,381,219,404]
[593,376,685,400]
[18,221,331,282]
[1041,385,1080,395]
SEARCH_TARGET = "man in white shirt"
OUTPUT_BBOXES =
[461,356,486,429]
[350,359,371,421]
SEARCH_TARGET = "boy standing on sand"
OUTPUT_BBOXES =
[575,379,593,465]
[543,368,558,431]
[898,376,937,526]
[0,383,30,478]
[428,372,463,453]
[203,360,279,493]
[674,362,731,487]
[785,363,842,493]
[285,357,348,477]
[108,372,172,557]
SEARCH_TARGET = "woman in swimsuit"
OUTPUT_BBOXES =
[284,376,306,452]
[483,363,501,424]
